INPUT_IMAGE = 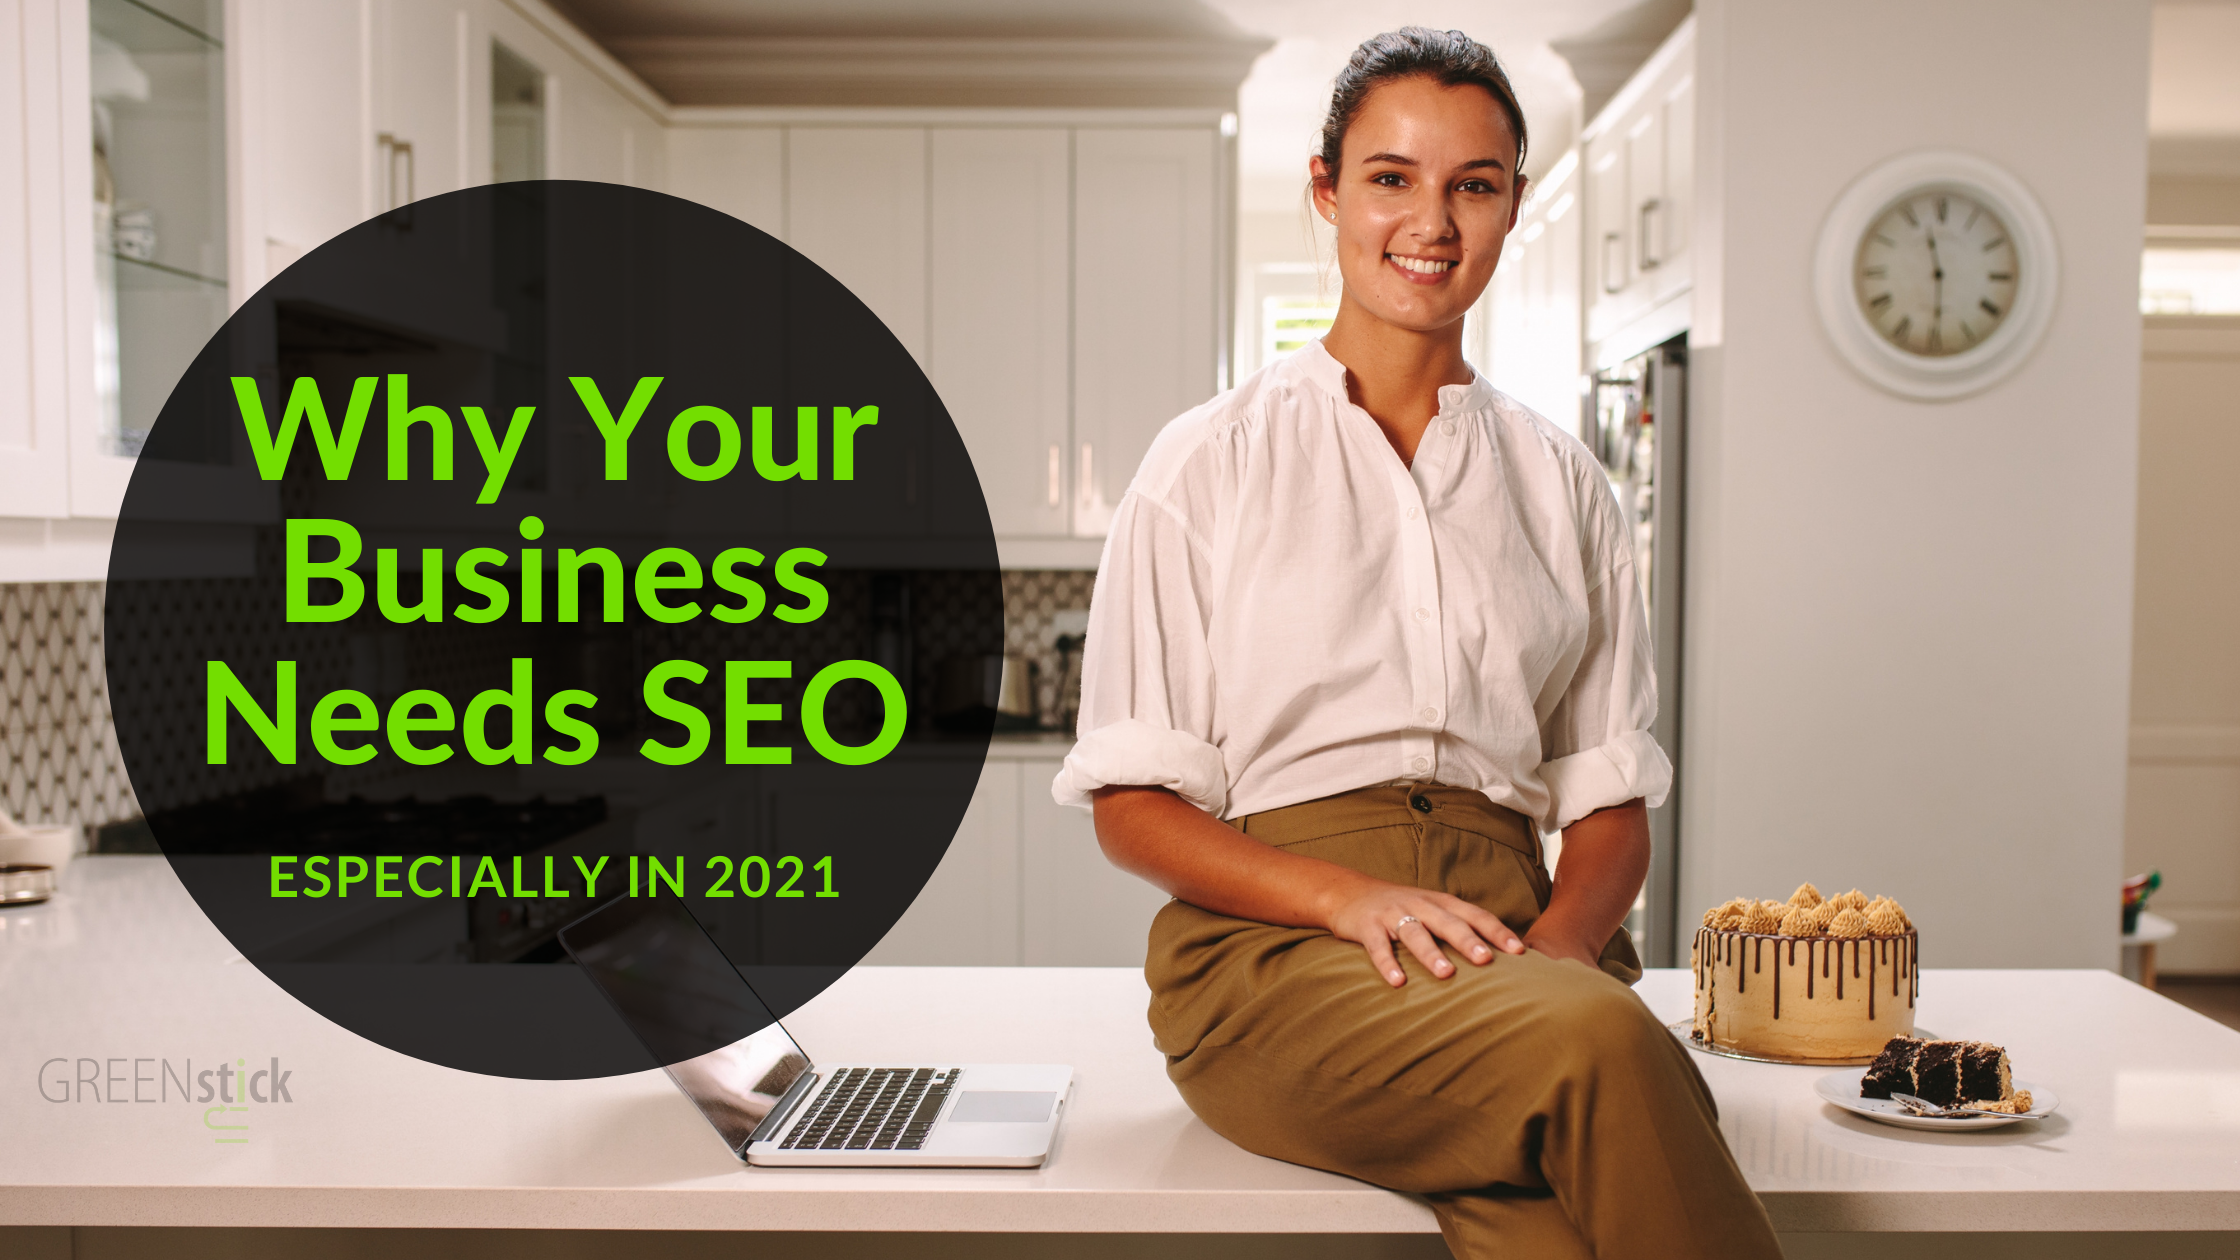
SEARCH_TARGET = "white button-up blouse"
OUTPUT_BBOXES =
[1051,340,1671,832]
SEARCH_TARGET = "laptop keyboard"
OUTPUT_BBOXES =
[779,1067,959,1151]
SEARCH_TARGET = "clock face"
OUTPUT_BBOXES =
[1852,189,2020,358]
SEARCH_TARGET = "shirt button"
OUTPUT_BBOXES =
[1411,755,1431,773]
[1406,506,1419,520]
[1420,706,1439,724]
[1413,607,1431,623]
[1441,421,1456,437]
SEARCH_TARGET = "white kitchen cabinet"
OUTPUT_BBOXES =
[480,0,666,191]
[665,125,783,237]
[928,128,1072,540]
[0,0,669,582]
[1486,148,1585,432]
[863,759,1023,966]
[1653,71,1694,306]
[663,116,1227,563]
[0,0,78,521]
[786,128,929,366]
[1020,759,1172,966]
[259,0,373,263]
[782,127,932,544]
[1587,138,1632,329]
[12,11,1233,571]
[369,0,467,215]
[1582,17,1695,361]
[1071,127,1219,538]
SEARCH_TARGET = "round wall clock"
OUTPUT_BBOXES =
[1813,150,2057,400]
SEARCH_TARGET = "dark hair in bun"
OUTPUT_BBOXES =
[1315,28,1528,186]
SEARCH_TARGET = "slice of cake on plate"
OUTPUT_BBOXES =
[1857,1035,2028,1111]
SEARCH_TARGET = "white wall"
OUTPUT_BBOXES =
[1680,0,2151,968]
[2128,320,2240,972]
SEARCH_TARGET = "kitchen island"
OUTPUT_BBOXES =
[4,858,2239,1259]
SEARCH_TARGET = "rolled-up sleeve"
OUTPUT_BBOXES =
[1537,470,1672,831]
[1051,491,1227,816]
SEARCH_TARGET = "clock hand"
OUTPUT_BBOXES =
[1926,228,1945,326]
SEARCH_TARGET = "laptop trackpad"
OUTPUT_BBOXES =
[949,1091,1056,1123]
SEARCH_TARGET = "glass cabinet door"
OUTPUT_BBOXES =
[89,0,227,460]
[492,42,545,184]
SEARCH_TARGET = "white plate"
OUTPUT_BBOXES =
[1814,1069,2058,1131]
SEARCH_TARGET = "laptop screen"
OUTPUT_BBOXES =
[560,894,812,1152]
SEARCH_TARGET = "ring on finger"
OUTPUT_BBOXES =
[1395,915,1420,930]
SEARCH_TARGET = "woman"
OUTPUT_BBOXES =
[1052,28,1782,1260]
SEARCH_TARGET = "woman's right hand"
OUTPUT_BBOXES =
[1093,785,1525,988]
[1322,876,1526,987]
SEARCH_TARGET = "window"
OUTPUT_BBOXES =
[2142,244,2240,316]
[1262,294,1338,363]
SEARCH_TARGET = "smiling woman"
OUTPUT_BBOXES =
[1306,36,1528,465]
[1057,26,1782,1260]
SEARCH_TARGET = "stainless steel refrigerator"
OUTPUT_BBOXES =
[1585,335,1686,967]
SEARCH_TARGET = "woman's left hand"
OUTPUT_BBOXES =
[1523,799,1650,969]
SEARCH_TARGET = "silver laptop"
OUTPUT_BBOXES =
[559,893,1072,1168]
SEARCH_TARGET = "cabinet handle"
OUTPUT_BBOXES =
[1638,198,1664,271]
[1601,232,1626,294]
[376,132,415,226]
[1047,444,1062,507]
[1078,443,1095,508]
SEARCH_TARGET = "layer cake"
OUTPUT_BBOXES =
[1690,883,1918,1061]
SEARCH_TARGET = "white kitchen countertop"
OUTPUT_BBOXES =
[3,858,2239,1233]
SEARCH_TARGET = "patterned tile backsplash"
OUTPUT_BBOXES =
[1001,569,1099,726]
[0,571,1097,830]
[0,582,138,828]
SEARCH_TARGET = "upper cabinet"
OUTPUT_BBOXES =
[1,0,83,525]
[674,115,1231,567]
[0,0,249,575]
[8,1,1230,578]
[1071,128,1219,541]
[1486,149,1585,433]
[790,129,930,366]
[1583,17,1695,365]
[369,0,464,218]
[1,0,668,581]
[928,128,1072,541]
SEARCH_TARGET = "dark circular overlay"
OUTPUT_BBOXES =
[105,182,1002,1078]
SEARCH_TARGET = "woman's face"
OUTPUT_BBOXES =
[1311,76,1523,336]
